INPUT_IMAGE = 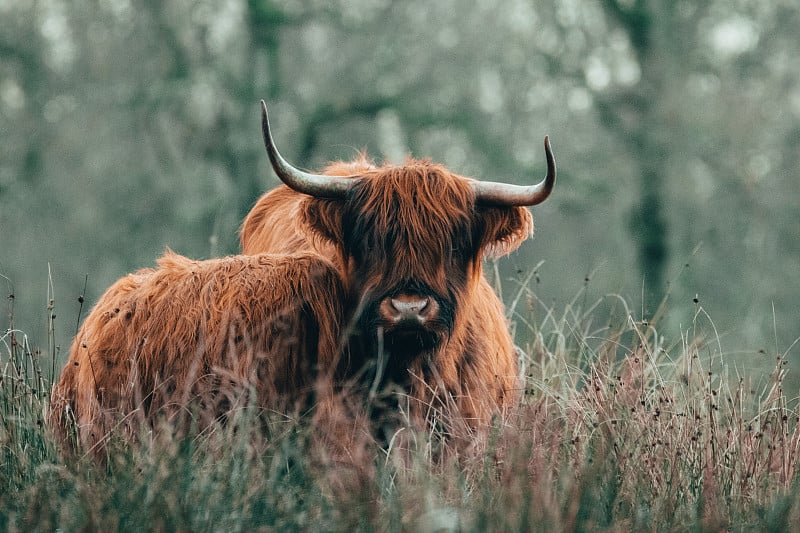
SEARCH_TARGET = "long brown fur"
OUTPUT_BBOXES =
[240,156,534,437]
[49,251,345,452]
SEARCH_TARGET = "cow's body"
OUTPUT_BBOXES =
[49,251,344,451]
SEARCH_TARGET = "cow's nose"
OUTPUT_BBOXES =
[380,294,438,323]
[390,297,429,316]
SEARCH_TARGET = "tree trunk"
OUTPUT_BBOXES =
[601,0,673,315]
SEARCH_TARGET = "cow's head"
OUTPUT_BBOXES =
[259,101,555,374]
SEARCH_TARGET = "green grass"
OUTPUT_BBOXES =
[2,287,799,531]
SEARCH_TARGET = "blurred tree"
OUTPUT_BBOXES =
[1,0,798,377]
[597,0,672,315]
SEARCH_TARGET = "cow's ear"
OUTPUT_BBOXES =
[301,198,345,246]
[476,206,534,258]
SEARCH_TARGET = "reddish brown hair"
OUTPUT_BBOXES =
[241,157,533,434]
[49,251,345,452]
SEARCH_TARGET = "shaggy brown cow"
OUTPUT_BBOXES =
[240,101,556,438]
[49,251,345,452]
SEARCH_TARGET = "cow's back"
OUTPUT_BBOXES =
[49,251,345,451]
[240,186,315,255]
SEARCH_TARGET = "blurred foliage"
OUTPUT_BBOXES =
[1,0,798,381]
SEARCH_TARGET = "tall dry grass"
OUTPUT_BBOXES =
[1,279,799,531]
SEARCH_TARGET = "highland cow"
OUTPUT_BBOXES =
[239,101,556,438]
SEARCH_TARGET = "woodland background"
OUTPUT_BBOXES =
[1,0,798,385]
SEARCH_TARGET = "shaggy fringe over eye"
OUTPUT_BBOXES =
[477,205,534,258]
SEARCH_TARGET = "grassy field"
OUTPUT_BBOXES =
[2,286,799,531]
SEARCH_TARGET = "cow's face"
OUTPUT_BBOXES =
[257,100,554,377]
[300,161,533,362]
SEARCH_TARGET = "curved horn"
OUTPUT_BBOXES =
[260,100,355,198]
[472,136,556,207]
